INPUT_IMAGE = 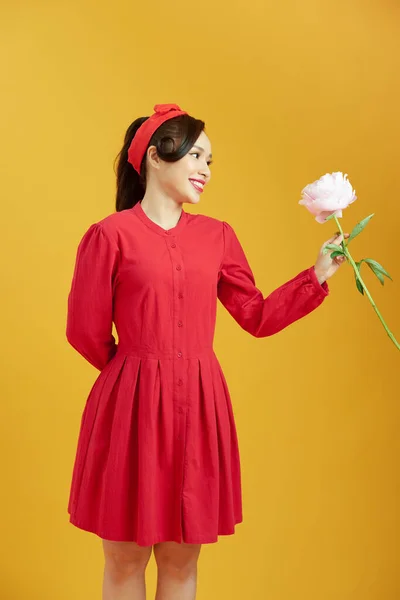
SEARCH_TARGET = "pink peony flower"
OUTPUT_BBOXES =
[298,171,399,351]
[299,172,357,223]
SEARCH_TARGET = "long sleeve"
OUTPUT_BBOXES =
[217,221,329,338]
[66,223,119,370]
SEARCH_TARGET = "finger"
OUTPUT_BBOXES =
[324,233,343,246]
[334,255,347,265]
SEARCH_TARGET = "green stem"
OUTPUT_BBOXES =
[334,216,400,351]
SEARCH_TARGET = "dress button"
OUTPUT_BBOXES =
[178,379,183,386]
[178,293,183,299]
[171,243,177,248]
[176,265,182,271]
[165,231,171,235]
[177,321,183,327]
[178,407,183,414]
[177,352,182,358]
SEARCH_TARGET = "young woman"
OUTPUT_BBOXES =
[66,103,347,600]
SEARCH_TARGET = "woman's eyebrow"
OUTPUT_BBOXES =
[193,145,213,159]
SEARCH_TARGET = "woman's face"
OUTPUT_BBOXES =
[152,131,213,205]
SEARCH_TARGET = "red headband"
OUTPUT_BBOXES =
[127,104,188,174]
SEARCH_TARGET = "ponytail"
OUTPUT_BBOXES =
[114,117,148,212]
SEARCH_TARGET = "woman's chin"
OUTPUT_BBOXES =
[184,192,202,205]
[175,188,203,206]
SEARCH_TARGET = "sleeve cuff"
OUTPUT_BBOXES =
[309,266,329,296]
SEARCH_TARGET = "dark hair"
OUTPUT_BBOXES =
[114,114,205,212]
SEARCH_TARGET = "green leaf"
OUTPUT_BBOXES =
[362,258,393,281]
[323,244,345,255]
[347,213,374,244]
[330,251,344,259]
[354,261,364,295]
[367,263,385,285]
[355,277,364,294]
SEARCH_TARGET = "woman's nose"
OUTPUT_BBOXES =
[199,162,211,179]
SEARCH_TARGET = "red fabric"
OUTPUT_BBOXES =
[127,104,187,174]
[66,202,329,545]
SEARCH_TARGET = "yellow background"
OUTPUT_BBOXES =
[1,0,399,598]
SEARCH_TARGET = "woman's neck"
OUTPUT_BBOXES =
[140,191,183,230]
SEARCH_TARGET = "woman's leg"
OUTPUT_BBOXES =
[153,542,201,600]
[102,539,152,600]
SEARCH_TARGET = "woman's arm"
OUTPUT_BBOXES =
[217,221,330,338]
[66,223,119,370]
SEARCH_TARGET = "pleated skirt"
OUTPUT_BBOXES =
[68,350,242,546]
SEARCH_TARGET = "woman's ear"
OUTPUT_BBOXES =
[147,145,161,170]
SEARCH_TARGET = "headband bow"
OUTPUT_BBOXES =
[153,104,182,115]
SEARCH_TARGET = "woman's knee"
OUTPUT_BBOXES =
[102,540,152,581]
[154,542,201,581]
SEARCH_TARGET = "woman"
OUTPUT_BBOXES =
[66,103,346,600]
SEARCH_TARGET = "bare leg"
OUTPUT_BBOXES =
[102,539,152,600]
[153,542,201,600]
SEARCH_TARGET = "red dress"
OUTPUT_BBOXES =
[67,202,329,545]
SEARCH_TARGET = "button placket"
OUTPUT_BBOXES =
[166,234,187,448]
[166,231,187,542]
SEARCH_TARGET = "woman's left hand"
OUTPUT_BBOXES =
[314,232,350,284]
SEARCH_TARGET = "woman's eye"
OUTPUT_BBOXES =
[191,152,200,159]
